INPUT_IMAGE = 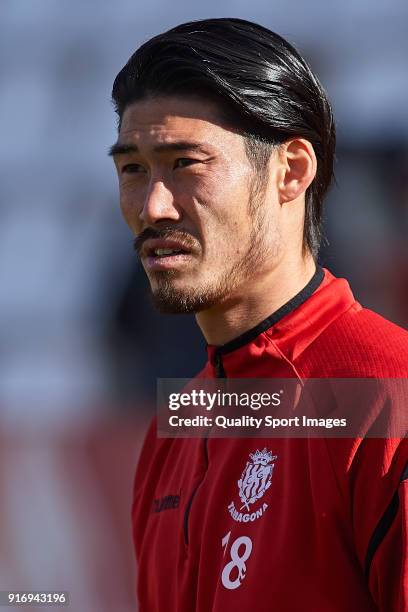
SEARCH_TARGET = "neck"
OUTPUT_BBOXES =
[196,254,317,346]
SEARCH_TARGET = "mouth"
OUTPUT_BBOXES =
[142,239,195,271]
[151,247,187,258]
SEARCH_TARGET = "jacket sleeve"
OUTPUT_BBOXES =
[366,469,408,611]
[349,438,408,611]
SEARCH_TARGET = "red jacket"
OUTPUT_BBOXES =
[132,268,408,611]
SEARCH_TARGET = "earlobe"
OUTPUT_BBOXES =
[277,139,317,204]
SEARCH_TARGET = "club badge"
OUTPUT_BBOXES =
[228,448,277,523]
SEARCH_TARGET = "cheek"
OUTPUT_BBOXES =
[190,168,251,219]
[119,196,133,228]
[119,185,144,230]
[198,200,253,259]
[209,184,252,232]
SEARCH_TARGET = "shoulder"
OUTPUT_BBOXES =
[300,303,408,377]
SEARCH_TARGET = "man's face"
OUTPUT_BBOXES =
[112,96,282,313]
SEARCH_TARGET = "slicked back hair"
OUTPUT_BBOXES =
[112,18,336,258]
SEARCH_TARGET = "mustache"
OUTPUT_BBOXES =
[133,226,199,255]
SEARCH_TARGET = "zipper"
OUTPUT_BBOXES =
[183,436,209,545]
[214,351,226,377]
[183,352,225,546]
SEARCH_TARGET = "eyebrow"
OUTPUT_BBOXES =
[108,141,206,157]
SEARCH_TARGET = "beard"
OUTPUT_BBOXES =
[149,261,251,314]
[137,179,279,314]
[150,271,235,314]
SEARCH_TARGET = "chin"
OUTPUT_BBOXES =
[150,290,212,314]
[150,279,223,314]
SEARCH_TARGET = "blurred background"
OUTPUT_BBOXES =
[0,1,407,610]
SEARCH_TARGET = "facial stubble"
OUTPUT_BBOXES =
[148,177,278,314]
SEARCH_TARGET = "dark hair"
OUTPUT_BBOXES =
[112,18,336,257]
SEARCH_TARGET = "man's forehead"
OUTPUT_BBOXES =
[118,95,240,145]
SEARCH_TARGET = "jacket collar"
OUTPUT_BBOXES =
[205,267,357,377]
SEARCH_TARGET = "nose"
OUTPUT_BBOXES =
[139,178,181,226]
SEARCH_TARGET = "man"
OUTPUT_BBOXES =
[109,18,408,611]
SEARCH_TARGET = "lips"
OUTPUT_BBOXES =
[142,238,192,259]
[141,238,195,271]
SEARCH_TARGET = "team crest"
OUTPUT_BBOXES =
[228,449,277,523]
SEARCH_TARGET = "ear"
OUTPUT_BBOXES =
[276,139,317,204]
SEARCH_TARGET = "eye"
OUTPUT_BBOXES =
[174,158,198,169]
[121,163,146,174]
